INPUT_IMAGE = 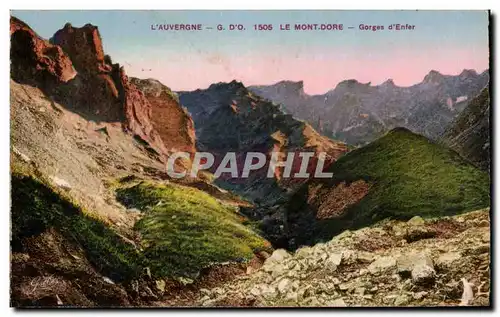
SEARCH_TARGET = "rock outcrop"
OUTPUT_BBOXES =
[49,22,170,157]
[51,23,107,74]
[131,78,196,155]
[10,17,76,87]
[10,17,198,161]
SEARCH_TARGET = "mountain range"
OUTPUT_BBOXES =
[249,70,489,145]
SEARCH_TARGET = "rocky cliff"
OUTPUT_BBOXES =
[10,17,269,307]
[10,17,198,161]
[10,17,77,87]
[442,88,490,171]
[130,78,196,155]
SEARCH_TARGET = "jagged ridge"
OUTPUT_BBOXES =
[249,70,489,145]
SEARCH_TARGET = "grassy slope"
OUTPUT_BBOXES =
[288,128,490,244]
[12,162,269,282]
[116,180,270,278]
[331,127,490,217]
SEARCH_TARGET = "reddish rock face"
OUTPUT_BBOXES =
[10,17,191,161]
[47,22,126,123]
[51,23,107,74]
[116,68,169,157]
[130,78,197,156]
[10,17,77,87]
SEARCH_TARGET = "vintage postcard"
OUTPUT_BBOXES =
[9,10,491,308]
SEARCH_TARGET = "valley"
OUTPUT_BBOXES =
[9,14,491,308]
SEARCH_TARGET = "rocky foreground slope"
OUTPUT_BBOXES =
[10,80,270,306]
[197,208,490,307]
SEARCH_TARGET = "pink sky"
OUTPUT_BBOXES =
[123,46,489,95]
[12,10,489,95]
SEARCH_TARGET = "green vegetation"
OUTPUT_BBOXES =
[116,181,269,278]
[289,128,490,244]
[331,128,489,217]
[12,163,268,282]
[11,168,142,282]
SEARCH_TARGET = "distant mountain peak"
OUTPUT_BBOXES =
[273,80,305,95]
[380,78,396,87]
[460,69,479,78]
[480,69,489,76]
[423,70,445,84]
[276,80,304,88]
[208,80,246,93]
[338,79,359,85]
[335,79,364,89]
[228,79,244,86]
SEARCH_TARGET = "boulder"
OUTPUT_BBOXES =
[356,251,375,264]
[324,253,343,271]
[295,246,314,259]
[407,216,425,226]
[51,176,72,190]
[10,17,77,87]
[405,226,436,242]
[411,264,436,286]
[397,252,434,277]
[277,278,292,294]
[325,298,347,307]
[265,249,290,265]
[435,252,461,270]
[394,294,411,306]
[368,256,396,275]
[155,280,166,293]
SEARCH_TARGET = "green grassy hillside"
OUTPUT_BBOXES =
[115,180,270,278]
[287,127,490,246]
[12,162,269,282]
